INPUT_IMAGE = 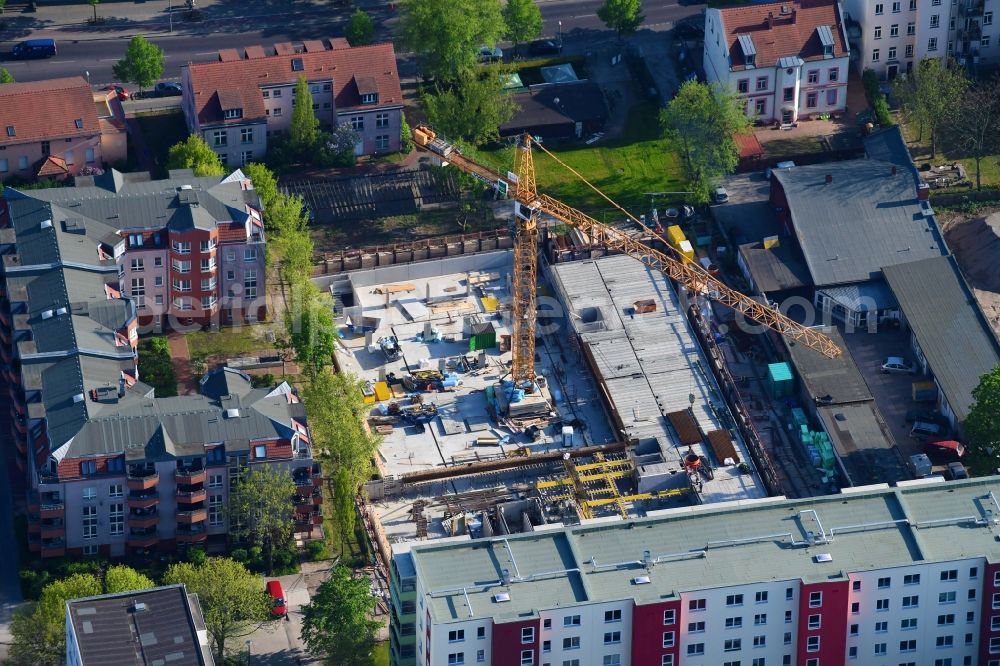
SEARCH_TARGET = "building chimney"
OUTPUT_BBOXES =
[825,174,833,184]
[767,11,774,29]
[891,166,897,175]
[917,183,930,201]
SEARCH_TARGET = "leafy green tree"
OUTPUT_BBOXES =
[873,95,893,127]
[289,75,321,161]
[423,68,519,146]
[105,565,155,593]
[284,283,337,378]
[0,68,14,84]
[399,0,505,82]
[137,336,178,397]
[300,566,380,665]
[89,0,99,22]
[597,0,645,40]
[345,8,375,46]
[400,111,414,154]
[112,35,165,93]
[660,80,750,204]
[503,0,543,52]
[894,57,968,158]
[163,558,270,664]
[267,192,313,282]
[940,76,1000,190]
[327,123,361,166]
[967,365,1000,459]
[167,135,226,177]
[0,0,6,15]
[229,466,297,575]
[244,162,279,212]
[9,574,102,665]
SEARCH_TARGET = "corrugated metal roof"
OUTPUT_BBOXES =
[818,280,897,313]
[817,24,836,47]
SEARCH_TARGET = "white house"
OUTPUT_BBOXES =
[704,0,851,124]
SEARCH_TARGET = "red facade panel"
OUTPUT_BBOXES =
[631,599,681,666]
[492,618,539,666]
[796,580,849,666]
[979,562,1000,665]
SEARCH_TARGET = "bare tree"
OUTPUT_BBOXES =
[941,76,1000,190]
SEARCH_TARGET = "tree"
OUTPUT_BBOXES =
[229,466,297,575]
[163,558,270,664]
[266,191,313,281]
[244,162,279,212]
[0,68,14,84]
[940,76,1000,190]
[660,80,751,204]
[400,111,414,154]
[327,123,361,166]
[345,8,375,46]
[284,283,337,377]
[399,0,505,82]
[597,0,645,40]
[167,135,226,177]
[112,35,165,93]
[89,0,99,22]
[503,0,543,52]
[9,574,102,666]
[423,68,519,146]
[104,565,155,593]
[893,57,968,158]
[0,0,6,15]
[289,75,321,161]
[300,566,381,665]
[137,336,177,397]
[966,365,1000,459]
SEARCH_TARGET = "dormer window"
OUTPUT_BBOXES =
[746,54,756,67]
[224,108,243,120]
[361,92,378,104]
[74,119,84,129]
[823,44,833,56]
[5,126,14,137]
[291,58,304,72]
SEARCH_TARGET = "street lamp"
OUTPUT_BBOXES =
[245,640,252,665]
[85,70,90,85]
[168,0,173,33]
[558,20,562,43]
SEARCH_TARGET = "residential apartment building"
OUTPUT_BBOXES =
[844,0,998,79]
[0,77,127,183]
[390,477,1000,666]
[181,39,404,166]
[66,584,214,665]
[704,0,850,124]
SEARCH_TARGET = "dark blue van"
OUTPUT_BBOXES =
[11,39,57,60]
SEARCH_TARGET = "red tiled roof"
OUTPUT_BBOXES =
[216,222,248,243]
[0,77,100,146]
[735,131,764,159]
[718,0,847,69]
[36,155,70,178]
[186,42,403,127]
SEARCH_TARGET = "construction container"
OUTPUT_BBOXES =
[633,299,657,314]
[912,380,937,402]
[665,224,687,247]
[561,425,575,448]
[468,322,496,351]
[677,239,695,263]
[766,362,795,399]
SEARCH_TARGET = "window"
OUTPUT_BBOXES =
[17,155,27,171]
[227,270,235,281]
[930,12,940,26]
[212,130,228,147]
[562,661,580,666]
[783,632,792,645]
[519,651,532,666]
[875,643,887,656]
[902,595,919,608]
[154,256,162,267]
[806,92,818,108]
[875,1,884,12]
[203,493,222,526]
[828,67,839,81]
[727,594,745,607]
[82,505,97,539]
[806,636,820,652]
[172,279,191,292]
[937,635,954,648]
[754,613,767,625]
[478,627,486,639]
[244,247,257,261]
[80,460,97,476]
[662,657,674,666]
[375,134,390,151]
[131,257,144,272]
[208,473,223,488]
[223,108,242,120]
[475,649,485,663]
[109,502,124,536]
[991,636,1000,654]
[928,37,938,51]
[905,44,914,57]
[542,640,550,652]
[130,278,145,307]
[900,639,917,652]
[875,25,883,38]
[663,609,675,625]
[950,15,956,28]
[689,599,706,612]
[892,0,901,9]
[603,631,621,645]
[172,241,191,255]
[755,76,768,91]
[985,11,994,25]
[563,615,581,627]
[724,638,742,652]
[783,658,791,666]
[376,112,390,128]
[240,150,253,166]
[783,87,794,102]
[737,79,749,93]
[848,646,858,659]
[872,48,881,61]
[934,661,952,666]
[244,268,257,299]
[890,24,899,36]
[876,621,888,632]
[982,35,991,47]
[155,295,163,305]
[602,657,620,666]
[878,577,891,589]
[942,569,958,582]
[940,591,956,604]
[662,632,674,648]
[200,257,216,272]
[562,637,579,650]
[273,108,282,117]
[786,587,794,600]
[904,574,920,585]
[901,618,917,630]
[109,483,124,497]
[687,644,705,656]
[850,623,859,636]
[201,295,217,310]
[350,116,364,131]
[725,617,743,629]
[447,654,464,665]
[521,627,533,644]
[785,610,793,623]
[755,98,766,115]
[851,601,860,614]
[877,598,889,611]
[688,621,705,633]
[888,47,897,60]
[201,278,217,291]
[808,69,819,83]
[361,92,378,104]
[807,614,821,629]
[604,610,622,623]
[809,592,822,608]
[826,89,838,106]
[753,634,766,647]
[970,588,978,600]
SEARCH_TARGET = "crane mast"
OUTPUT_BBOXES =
[410,125,842,368]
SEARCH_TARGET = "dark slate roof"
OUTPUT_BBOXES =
[862,126,914,169]
[786,325,872,405]
[738,241,811,292]
[501,82,608,133]
[66,584,213,666]
[773,160,948,287]
[883,255,1000,423]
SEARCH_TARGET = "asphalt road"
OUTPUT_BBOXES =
[0,0,702,85]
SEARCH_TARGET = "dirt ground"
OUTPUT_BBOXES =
[941,207,1000,338]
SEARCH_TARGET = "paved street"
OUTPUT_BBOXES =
[244,571,311,665]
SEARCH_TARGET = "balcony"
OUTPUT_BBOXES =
[176,488,207,504]
[177,508,208,524]
[127,530,159,549]
[27,535,40,553]
[127,491,159,510]
[176,524,208,544]
[39,500,65,520]
[40,519,65,539]
[175,466,206,485]
[127,470,159,490]
[40,538,65,558]
[128,510,160,529]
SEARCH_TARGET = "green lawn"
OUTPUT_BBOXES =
[472,102,686,214]
[900,119,1000,189]
[186,324,276,360]
[371,641,390,666]
[134,110,189,178]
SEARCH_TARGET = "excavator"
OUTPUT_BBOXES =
[411,125,841,393]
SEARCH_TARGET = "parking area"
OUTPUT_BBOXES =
[841,327,931,460]
[245,572,311,665]
[712,172,778,244]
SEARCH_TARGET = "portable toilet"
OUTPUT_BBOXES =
[766,362,794,399]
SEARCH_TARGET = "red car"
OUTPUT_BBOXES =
[104,84,130,101]
[266,580,287,618]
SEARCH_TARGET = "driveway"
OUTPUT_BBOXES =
[245,572,312,665]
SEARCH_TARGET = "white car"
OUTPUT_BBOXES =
[881,356,917,374]
[713,186,729,204]
[477,46,503,63]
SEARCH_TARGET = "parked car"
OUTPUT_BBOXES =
[905,407,943,425]
[477,46,503,63]
[104,84,130,101]
[664,208,679,221]
[926,439,965,462]
[266,580,287,618]
[154,81,183,97]
[11,38,56,59]
[713,186,729,204]
[881,356,917,374]
[910,421,943,440]
[766,160,796,179]
[529,39,563,55]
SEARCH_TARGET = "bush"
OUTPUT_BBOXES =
[230,548,249,563]
[250,373,275,389]
[186,547,207,565]
[137,337,177,397]
[862,68,881,106]
[305,540,330,562]
[873,95,894,126]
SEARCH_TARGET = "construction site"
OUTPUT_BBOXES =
[319,127,845,569]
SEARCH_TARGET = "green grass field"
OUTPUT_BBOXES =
[186,325,276,360]
[901,119,1000,189]
[472,102,686,214]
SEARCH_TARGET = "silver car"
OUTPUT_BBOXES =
[713,186,729,204]
[881,356,917,374]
